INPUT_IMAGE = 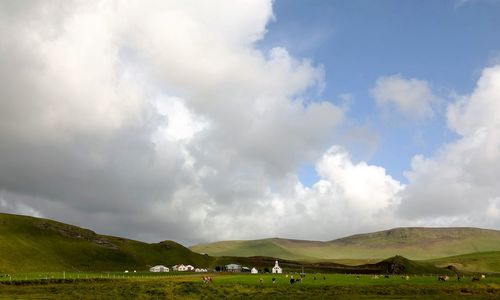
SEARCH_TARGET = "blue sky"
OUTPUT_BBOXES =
[260,0,500,185]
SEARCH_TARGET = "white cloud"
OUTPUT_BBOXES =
[371,74,438,119]
[0,0,347,243]
[399,65,500,227]
[199,147,404,241]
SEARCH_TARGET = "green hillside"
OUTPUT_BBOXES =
[191,227,500,261]
[426,251,500,273]
[0,212,212,273]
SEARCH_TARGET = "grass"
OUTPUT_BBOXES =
[1,273,499,299]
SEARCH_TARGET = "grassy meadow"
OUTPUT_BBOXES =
[1,273,500,299]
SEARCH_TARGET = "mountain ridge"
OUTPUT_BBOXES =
[190,227,500,260]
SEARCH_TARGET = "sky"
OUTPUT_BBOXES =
[1,0,500,245]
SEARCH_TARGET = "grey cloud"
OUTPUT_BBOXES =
[0,0,346,244]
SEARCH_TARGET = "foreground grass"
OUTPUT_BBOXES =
[1,273,500,299]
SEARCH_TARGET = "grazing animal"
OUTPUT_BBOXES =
[290,278,295,284]
[481,274,486,279]
[438,276,449,281]
[384,275,390,279]
[472,276,480,282]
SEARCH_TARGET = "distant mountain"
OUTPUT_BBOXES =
[0,212,212,273]
[190,227,500,261]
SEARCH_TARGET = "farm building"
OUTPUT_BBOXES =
[225,263,242,272]
[149,265,169,272]
[251,267,258,274]
[186,265,194,271]
[272,261,282,274]
[172,264,188,271]
[195,268,208,272]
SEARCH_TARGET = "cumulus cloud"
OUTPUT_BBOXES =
[197,147,404,241]
[0,0,348,243]
[399,65,500,229]
[371,74,438,119]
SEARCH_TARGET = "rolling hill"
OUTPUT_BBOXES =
[426,251,500,273]
[2,212,498,274]
[190,227,500,261]
[0,212,212,273]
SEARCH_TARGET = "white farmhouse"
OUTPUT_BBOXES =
[185,265,194,271]
[272,261,282,274]
[195,268,208,272]
[149,265,170,272]
[225,264,242,272]
[251,267,258,274]
[177,264,188,272]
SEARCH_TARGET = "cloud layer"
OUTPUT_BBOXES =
[0,0,345,243]
[1,0,499,244]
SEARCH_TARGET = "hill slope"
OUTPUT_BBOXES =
[191,227,500,261]
[0,212,212,273]
[426,251,500,273]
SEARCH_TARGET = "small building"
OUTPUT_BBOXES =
[225,263,242,272]
[149,265,169,272]
[185,265,194,271]
[177,264,188,272]
[195,268,208,272]
[272,261,282,274]
[242,267,250,273]
[251,267,258,274]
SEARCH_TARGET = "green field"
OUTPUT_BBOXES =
[191,228,500,261]
[1,273,499,299]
